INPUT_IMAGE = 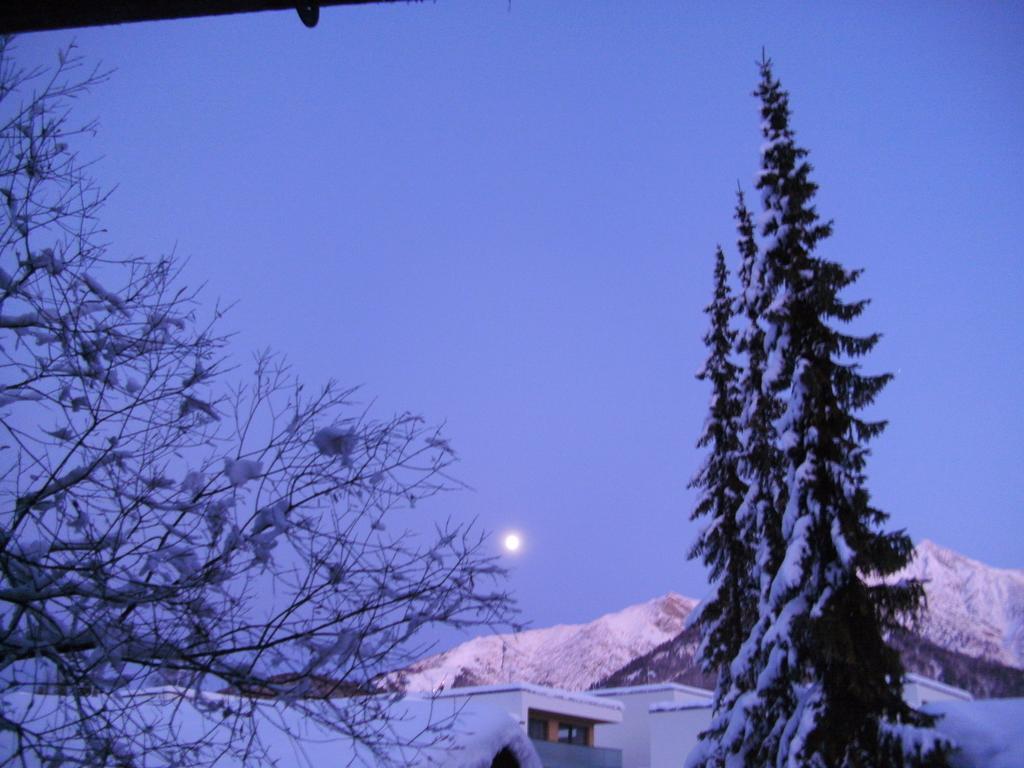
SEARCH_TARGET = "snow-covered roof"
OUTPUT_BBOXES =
[925,697,1024,768]
[649,700,714,713]
[904,674,973,701]
[590,682,713,699]
[431,682,625,713]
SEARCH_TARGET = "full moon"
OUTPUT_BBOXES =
[503,533,522,553]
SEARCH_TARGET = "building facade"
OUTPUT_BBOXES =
[435,675,975,768]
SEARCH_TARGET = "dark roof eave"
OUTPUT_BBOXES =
[1,0,419,34]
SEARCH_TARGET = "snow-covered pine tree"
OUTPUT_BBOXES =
[737,56,951,767]
[688,246,749,687]
[687,196,772,768]
[732,186,790,638]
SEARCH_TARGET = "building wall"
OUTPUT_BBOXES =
[592,686,712,768]
[648,707,712,768]
[439,689,531,725]
[593,692,658,767]
[520,688,623,727]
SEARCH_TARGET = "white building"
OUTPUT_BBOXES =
[902,673,974,707]
[433,683,625,767]
[646,701,713,768]
[590,683,712,768]
[437,675,982,768]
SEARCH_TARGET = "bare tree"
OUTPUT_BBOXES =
[0,39,513,767]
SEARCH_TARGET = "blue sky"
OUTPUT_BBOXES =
[18,1,1024,634]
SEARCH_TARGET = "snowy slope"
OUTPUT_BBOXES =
[892,540,1024,669]
[398,593,697,692]
[925,698,1024,768]
[3,691,542,768]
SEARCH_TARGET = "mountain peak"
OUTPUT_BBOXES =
[914,539,1024,578]
[399,592,699,692]
[898,540,1024,668]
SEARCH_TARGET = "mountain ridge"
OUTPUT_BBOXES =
[398,540,1024,698]
[896,539,1024,668]
[396,592,697,692]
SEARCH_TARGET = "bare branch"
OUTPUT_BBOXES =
[0,38,514,768]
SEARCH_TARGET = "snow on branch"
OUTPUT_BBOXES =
[0,40,514,768]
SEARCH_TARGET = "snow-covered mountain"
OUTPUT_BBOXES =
[892,539,1024,669]
[597,621,1024,700]
[399,541,1024,695]
[397,593,697,692]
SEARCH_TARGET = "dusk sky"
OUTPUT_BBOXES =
[18,2,1023,638]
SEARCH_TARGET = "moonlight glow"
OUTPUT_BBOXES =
[503,533,522,553]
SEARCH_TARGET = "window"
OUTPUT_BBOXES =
[527,717,547,741]
[557,722,589,746]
